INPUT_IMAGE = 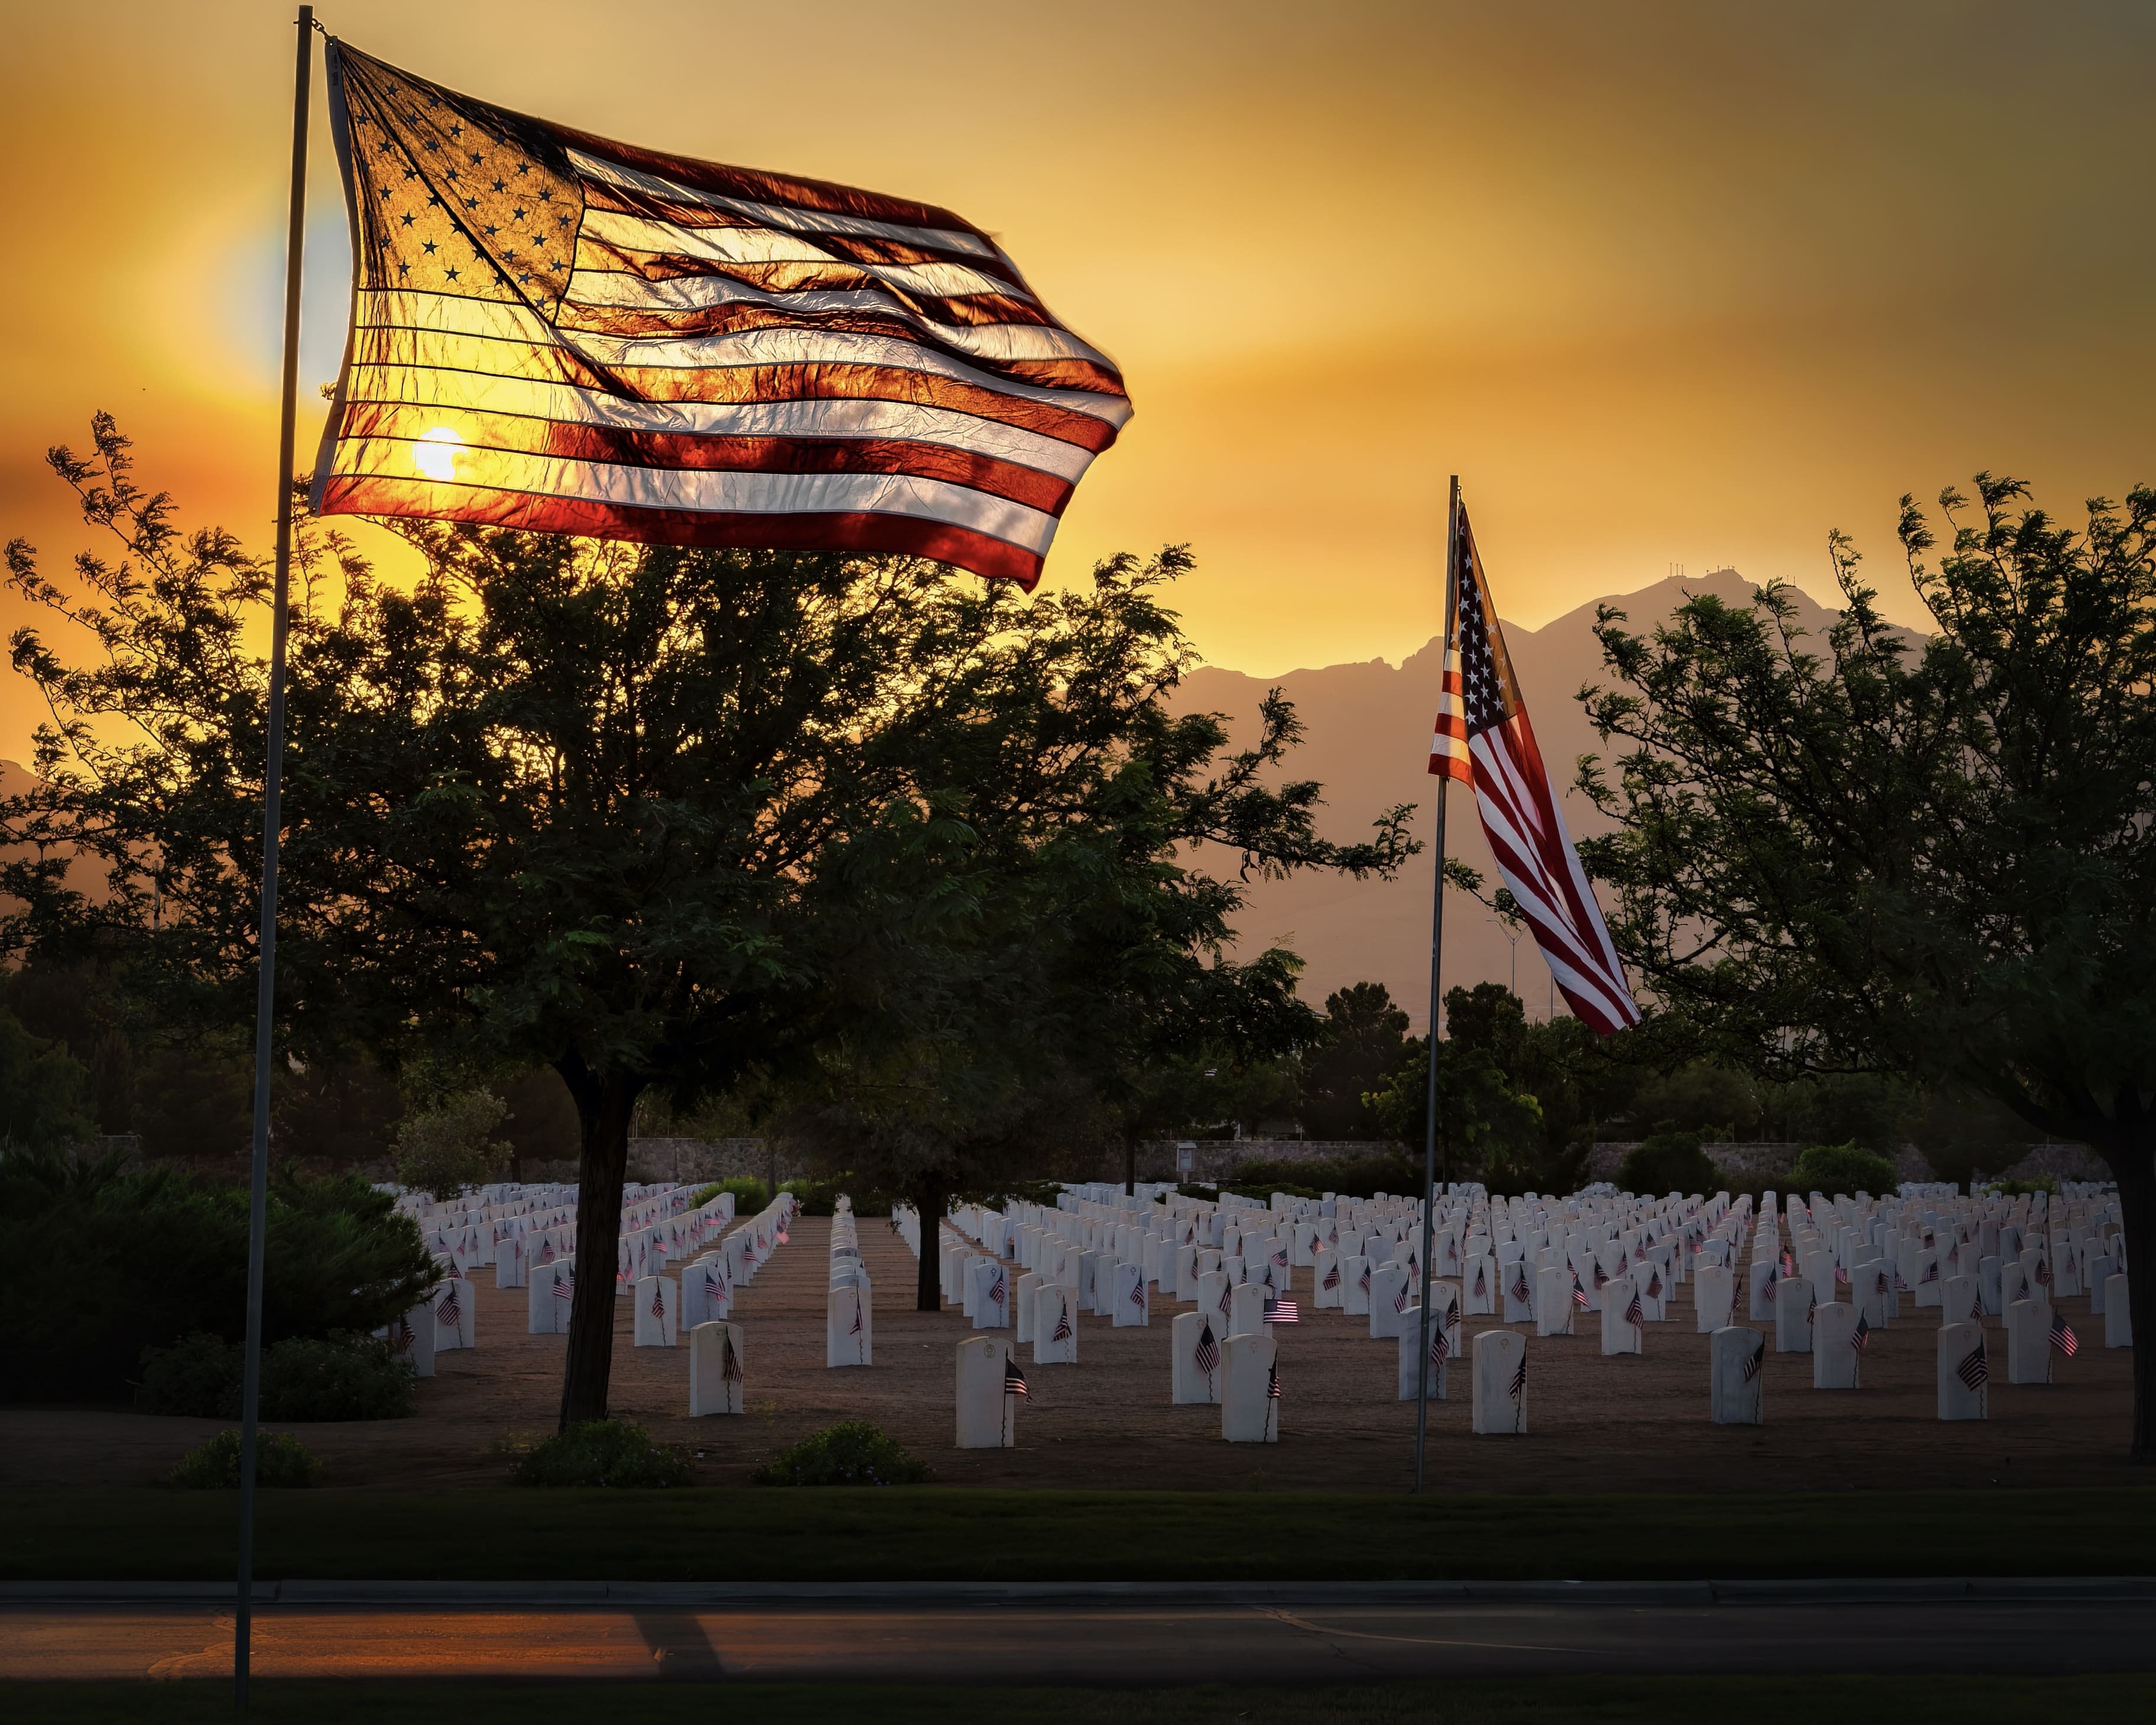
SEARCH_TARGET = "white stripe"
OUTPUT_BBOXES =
[580,207,1027,306]
[353,291,1133,429]
[567,147,999,261]
[343,367,1096,478]
[561,267,1114,371]
[330,440,1061,552]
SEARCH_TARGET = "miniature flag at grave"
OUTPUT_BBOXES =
[1956,1342,1989,1391]
[436,1286,462,1328]
[651,1282,666,1320]
[1646,1269,1663,1300]
[1742,1334,1766,1383]
[2035,1258,2053,1286]
[1426,497,1639,1032]
[1217,1280,1232,1316]
[556,1268,575,1299]
[1805,1286,1816,1327]
[1508,1353,1527,1400]
[1322,1261,1341,1291]
[2050,1312,2079,1357]
[1430,1322,1450,1364]
[314,42,1147,586]
[393,1315,416,1351]
[1129,1279,1147,1312]
[1264,1296,1300,1324]
[1195,1321,1220,1376]
[722,1332,743,1382]
[1512,1267,1531,1304]
[1359,1264,1372,1293]
[849,1302,863,1335]
[1625,1288,1644,1331]
[1267,1362,1282,1400]
[1004,1358,1030,1399]
[990,1270,1007,1309]
[1852,1311,1871,1351]
[1053,1304,1073,1343]
[1473,1264,1488,1299]
[1593,1264,1608,1288]
[1393,1281,1411,1314]
[1571,1274,1590,1309]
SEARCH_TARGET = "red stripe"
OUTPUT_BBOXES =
[558,273,1055,336]
[336,401,1076,515]
[318,474,1046,587]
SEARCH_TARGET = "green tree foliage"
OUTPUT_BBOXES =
[0,1150,436,1401]
[1299,983,1413,1140]
[1787,1140,1900,1198]
[1618,1123,1718,1196]
[0,1004,90,1150]
[392,1087,510,1199]
[1580,474,2156,1458]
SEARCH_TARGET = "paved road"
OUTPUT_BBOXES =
[7,1599,2154,1682]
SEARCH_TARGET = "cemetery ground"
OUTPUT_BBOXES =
[0,1215,2147,1583]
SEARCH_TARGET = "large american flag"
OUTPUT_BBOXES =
[313,40,1130,588]
[1428,500,1639,1035]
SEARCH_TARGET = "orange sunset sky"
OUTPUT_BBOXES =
[5,1,2155,766]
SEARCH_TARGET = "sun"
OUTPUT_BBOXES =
[413,426,463,483]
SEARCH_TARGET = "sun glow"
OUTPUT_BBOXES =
[413,426,463,483]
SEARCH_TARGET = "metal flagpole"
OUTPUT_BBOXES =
[1413,475,1461,1496]
[236,8,314,1710]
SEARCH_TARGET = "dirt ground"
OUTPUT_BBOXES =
[1,1214,2136,1493]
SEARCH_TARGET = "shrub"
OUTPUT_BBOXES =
[394,1088,510,1199]
[0,1153,438,1403]
[137,1331,418,1420]
[1985,1176,2060,1198]
[1618,1123,1719,1197]
[509,1419,694,1488]
[136,1332,241,1416]
[1787,1140,1899,1198]
[1231,1153,1421,1199]
[259,1333,417,1421]
[169,1429,323,1489]
[715,1175,769,1213]
[754,1420,934,1486]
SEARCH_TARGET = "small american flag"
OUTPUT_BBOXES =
[1271,1247,1288,1268]
[722,1334,743,1383]
[1194,1322,1220,1376]
[989,1270,1007,1308]
[1592,1264,1609,1289]
[1509,1353,1527,1400]
[1852,1311,1871,1352]
[1512,1269,1531,1304]
[1264,1296,1299,1324]
[556,1269,575,1299]
[2050,1312,2079,1357]
[1129,1278,1147,1312]
[849,1301,863,1335]
[1217,1281,1233,1316]
[1267,1362,1282,1401]
[1052,1302,1073,1344]
[1921,1260,1940,1285]
[1625,1289,1644,1331]
[435,1286,462,1329]
[1646,1270,1663,1301]
[538,1240,555,1263]
[392,1315,415,1352]
[1571,1275,1589,1310]
[650,1282,666,1321]
[2035,1259,2053,1287]
[1956,1342,1989,1392]
[1322,1260,1341,1291]
[1428,1322,1450,1365]
[1393,1281,1411,1314]
[1742,1335,1765,1383]
[1004,1358,1029,1399]
[1359,1264,1372,1293]
[1473,1264,1488,1298]
[1805,1287,1816,1327]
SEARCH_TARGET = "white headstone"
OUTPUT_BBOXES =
[1220,1329,1278,1443]
[1811,1301,1861,1388]
[1937,1319,1988,1420]
[1471,1328,1527,1434]
[1772,1275,1814,1354]
[1342,1255,1372,1317]
[1463,1253,1495,1317]
[1112,1259,1151,1327]
[1694,1264,1733,1332]
[634,1275,678,1348]
[688,1320,745,1416]
[431,1277,475,1353]
[1600,1279,1644,1356]
[495,1233,527,1289]
[1172,1309,1223,1405]
[1709,1325,1764,1424]
[1943,1273,1980,1327]
[2005,1296,2050,1384]
[1535,1264,1575,1337]
[2105,1274,2132,1348]
[1313,1247,1343,1309]
[1501,1256,1537,1324]
[967,1258,1010,1331]
[1369,1264,1413,1339]
[826,1285,871,1366]
[956,1334,1017,1448]
[1033,1282,1079,1364]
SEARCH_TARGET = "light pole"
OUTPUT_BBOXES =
[1487,915,1521,999]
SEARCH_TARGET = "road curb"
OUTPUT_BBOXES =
[3,1575,2152,1608]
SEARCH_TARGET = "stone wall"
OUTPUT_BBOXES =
[519,1137,807,1188]
[1133,1138,1411,1183]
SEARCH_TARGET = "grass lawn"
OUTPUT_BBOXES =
[4,1484,2152,1581]
[4,1678,2154,1725]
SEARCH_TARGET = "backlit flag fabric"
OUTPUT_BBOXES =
[311,40,1131,588]
[1428,501,1641,1035]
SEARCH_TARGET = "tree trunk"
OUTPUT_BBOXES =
[2101,1130,2154,1465]
[1124,1133,1136,1197]
[557,1062,644,1431]
[914,1172,944,1313]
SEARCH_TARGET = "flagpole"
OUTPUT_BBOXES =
[1413,475,1460,1496]
[236,8,314,1710]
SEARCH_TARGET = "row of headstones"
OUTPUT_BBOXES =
[632,1192,800,1350]
[391,1179,702,1276]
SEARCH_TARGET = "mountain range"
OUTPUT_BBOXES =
[1177,569,1847,1032]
